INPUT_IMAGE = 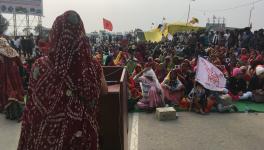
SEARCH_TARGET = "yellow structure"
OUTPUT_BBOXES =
[144,22,204,42]
[144,28,163,42]
[167,22,202,36]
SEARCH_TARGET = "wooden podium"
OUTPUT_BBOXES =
[99,66,128,150]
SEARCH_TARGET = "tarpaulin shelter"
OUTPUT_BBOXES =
[144,28,163,42]
[144,22,204,42]
[167,22,203,36]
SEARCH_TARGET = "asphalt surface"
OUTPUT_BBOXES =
[133,112,264,150]
[0,114,20,150]
[1,112,264,150]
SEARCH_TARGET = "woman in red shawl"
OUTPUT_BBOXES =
[213,57,228,77]
[0,37,24,120]
[240,48,249,64]
[144,57,158,70]
[18,11,107,150]
[128,64,143,99]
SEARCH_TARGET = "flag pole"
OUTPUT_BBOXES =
[248,7,254,27]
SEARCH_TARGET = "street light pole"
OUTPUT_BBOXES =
[248,7,254,27]
[248,0,255,28]
[186,0,195,26]
[186,3,191,26]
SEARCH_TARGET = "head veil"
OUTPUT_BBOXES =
[143,69,165,103]
[32,11,102,115]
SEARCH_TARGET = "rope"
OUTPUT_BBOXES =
[104,67,124,78]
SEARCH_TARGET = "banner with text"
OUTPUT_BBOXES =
[0,0,43,16]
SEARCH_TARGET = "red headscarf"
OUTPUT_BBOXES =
[35,11,102,104]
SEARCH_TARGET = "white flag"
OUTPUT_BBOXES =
[167,33,173,41]
[195,57,226,91]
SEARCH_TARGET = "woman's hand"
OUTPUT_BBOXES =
[238,91,243,96]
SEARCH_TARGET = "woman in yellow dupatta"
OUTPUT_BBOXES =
[161,69,185,105]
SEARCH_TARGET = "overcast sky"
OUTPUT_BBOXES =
[43,0,264,32]
[13,0,264,33]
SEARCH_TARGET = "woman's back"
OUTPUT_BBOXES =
[18,11,104,150]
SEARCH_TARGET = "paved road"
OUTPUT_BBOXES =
[131,112,264,150]
[1,112,264,150]
[0,114,20,150]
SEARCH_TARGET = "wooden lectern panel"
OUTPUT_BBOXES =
[108,84,120,93]
[99,67,128,150]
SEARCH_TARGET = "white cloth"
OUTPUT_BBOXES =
[256,65,264,76]
[212,34,219,45]
[14,38,21,49]
[239,92,253,100]
[167,33,173,41]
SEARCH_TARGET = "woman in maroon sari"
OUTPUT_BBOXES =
[18,11,107,150]
[0,37,24,120]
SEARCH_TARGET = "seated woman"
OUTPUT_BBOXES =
[128,76,142,100]
[131,64,143,95]
[248,65,264,102]
[213,57,229,77]
[160,56,173,81]
[227,68,253,101]
[145,57,158,71]
[128,65,142,100]
[176,60,192,84]
[161,69,185,105]
[209,93,238,113]
[134,68,164,111]
[128,75,142,112]
[240,66,251,82]
[239,48,249,64]
[154,63,164,82]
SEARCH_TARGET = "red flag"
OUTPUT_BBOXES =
[103,18,113,31]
